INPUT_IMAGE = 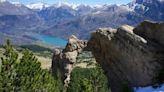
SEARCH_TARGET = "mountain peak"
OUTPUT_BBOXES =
[134,0,164,4]
[135,0,153,4]
[27,2,49,10]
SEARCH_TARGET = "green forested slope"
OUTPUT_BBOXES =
[0,41,110,92]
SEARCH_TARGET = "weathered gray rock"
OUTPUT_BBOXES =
[87,21,164,92]
[134,20,164,46]
[51,35,87,87]
[52,21,164,92]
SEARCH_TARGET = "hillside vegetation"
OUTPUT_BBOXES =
[0,40,110,92]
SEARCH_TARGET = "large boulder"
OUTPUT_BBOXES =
[87,21,164,92]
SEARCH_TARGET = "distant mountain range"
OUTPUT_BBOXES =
[0,0,164,44]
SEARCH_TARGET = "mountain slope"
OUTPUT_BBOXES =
[0,1,44,44]
[128,0,164,21]
[42,0,164,39]
[26,2,49,10]
[1,0,164,44]
[0,1,32,15]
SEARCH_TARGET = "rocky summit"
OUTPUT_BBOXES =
[52,21,164,92]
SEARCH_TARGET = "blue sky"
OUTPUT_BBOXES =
[9,0,132,5]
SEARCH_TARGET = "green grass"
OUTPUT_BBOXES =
[0,44,53,69]
[20,45,53,53]
[17,45,54,58]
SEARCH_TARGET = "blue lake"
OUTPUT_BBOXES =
[33,35,67,47]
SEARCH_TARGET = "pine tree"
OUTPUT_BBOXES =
[0,40,63,92]
[67,65,111,92]
[15,49,61,92]
[0,40,18,92]
[90,64,110,92]
[80,78,93,92]
[0,40,110,92]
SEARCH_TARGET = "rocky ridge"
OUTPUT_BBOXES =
[52,21,164,92]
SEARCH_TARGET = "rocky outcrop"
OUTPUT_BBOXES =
[87,21,164,92]
[52,35,87,87]
[52,21,164,92]
[134,21,164,46]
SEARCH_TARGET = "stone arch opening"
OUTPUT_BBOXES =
[75,51,96,68]
[52,21,164,92]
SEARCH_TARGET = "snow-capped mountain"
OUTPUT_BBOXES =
[0,0,164,44]
[41,0,164,39]
[0,0,33,15]
[128,0,164,21]
[27,2,49,10]
[0,1,44,35]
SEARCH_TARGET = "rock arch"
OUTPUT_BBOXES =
[52,21,164,92]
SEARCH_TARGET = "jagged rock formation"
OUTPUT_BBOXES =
[52,35,87,87]
[87,20,164,92]
[52,21,164,92]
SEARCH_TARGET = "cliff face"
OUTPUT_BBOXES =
[88,21,164,92]
[52,21,164,92]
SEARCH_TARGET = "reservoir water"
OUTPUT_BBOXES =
[33,35,67,47]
